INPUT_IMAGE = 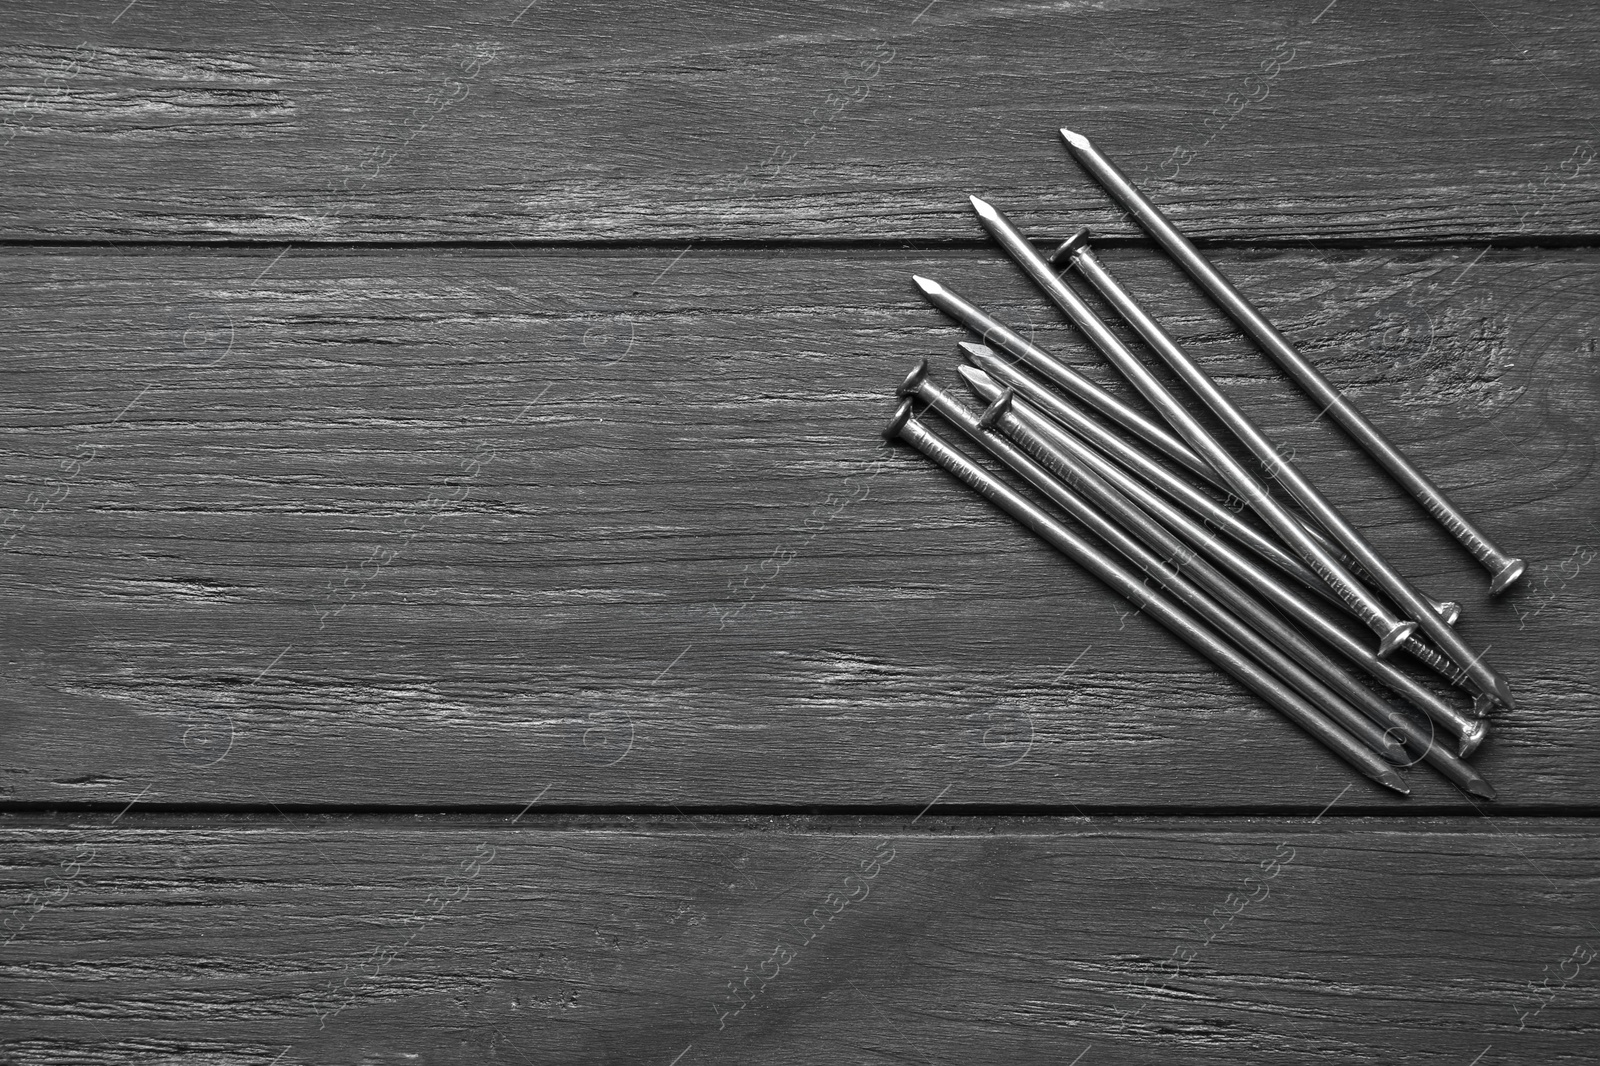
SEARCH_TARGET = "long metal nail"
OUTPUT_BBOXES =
[882,397,1410,796]
[959,343,1463,631]
[1059,127,1526,595]
[903,363,1410,764]
[961,364,1489,764]
[1049,226,1514,711]
[969,196,1420,665]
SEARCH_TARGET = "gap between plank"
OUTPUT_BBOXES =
[3,802,1598,822]
[2,235,1600,256]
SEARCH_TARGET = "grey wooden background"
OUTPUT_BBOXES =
[2,1,1596,1063]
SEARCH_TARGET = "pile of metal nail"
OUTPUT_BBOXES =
[886,128,1522,799]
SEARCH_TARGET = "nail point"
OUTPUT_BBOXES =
[968,194,1001,221]
[1485,670,1516,712]
[1060,127,1090,150]
[957,361,994,386]
[1378,768,1411,796]
[966,347,1004,371]
[957,363,1002,404]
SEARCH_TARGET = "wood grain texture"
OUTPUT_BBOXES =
[1,815,1596,1064]
[3,244,1594,809]
[2,0,1598,242]
[6,3,1597,1060]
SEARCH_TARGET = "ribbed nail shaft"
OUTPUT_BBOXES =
[961,365,1488,765]
[883,401,1409,795]
[903,367,1407,764]
[1061,234,1513,710]
[968,196,1417,661]
[1059,127,1525,595]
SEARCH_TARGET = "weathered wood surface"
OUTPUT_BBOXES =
[4,245,1594,809]
[5,3,1598,1063]
[1,816,1596,1064]
[2,0,1598,242]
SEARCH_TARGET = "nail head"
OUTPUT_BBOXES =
[897,359,930,398]
[1490,557,1526,596]
[1047,228,1093,265]
[884,398,914,441]
[977,388,1015,430]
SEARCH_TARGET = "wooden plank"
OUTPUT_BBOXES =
[1,245,1596,809]
[1,816,1596,1063]
[2,0,1598,242]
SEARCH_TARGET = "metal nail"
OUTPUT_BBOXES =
[1059,127,1525,595]
[882,395,1410,796]
[969,196,1420,664]
[1049,225,1514,711]
[961,363,1489,764]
